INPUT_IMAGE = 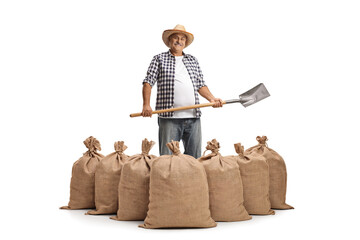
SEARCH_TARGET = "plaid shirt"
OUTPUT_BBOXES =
[143,50,206,118]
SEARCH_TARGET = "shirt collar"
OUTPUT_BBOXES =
[167,50,187,58]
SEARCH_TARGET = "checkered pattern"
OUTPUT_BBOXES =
[143,50,206,118]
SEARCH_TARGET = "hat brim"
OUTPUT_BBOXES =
[162,30,194,48]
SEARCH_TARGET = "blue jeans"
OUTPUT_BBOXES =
[158,117,202,159]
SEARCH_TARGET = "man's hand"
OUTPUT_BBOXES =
[141,105,153,117]
[198,86,223,108]
[211,98,223,108]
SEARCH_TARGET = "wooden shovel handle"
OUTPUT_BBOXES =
[130,101,226,118]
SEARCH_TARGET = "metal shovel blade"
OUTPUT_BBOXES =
[239,83,270,107]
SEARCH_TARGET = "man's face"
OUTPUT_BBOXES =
[169,33,187,53]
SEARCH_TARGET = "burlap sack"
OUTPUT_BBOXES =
[198,139,251,222]
[86,141,129,215]
[110,139,156,221]
[245,136,294,210]
[60,136,104,210]
[140,141,216,229]
[233,143,274,215]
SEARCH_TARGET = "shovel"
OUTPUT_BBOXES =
[130,83,270,118]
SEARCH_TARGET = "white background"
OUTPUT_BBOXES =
[1,0,359,239]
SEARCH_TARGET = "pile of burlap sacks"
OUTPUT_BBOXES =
[60,136,293,228]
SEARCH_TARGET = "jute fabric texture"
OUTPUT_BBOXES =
[140,141,216,229]
[199,139,251,221]
[111,139,157,221]
[233,143,274,215]
[60,136,104,210]
[86,141,129,215]
[245,136,293,210]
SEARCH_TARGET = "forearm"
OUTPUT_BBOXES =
[142,83,152,106]
[198,86,216,102]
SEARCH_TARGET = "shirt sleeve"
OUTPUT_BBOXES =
[194,57,207,91]
[143,55,159,87]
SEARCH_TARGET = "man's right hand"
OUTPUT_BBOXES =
[141,105,153,117]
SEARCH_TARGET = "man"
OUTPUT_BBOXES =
[141,24,222,158]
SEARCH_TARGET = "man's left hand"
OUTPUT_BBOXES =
[211,98,223,108]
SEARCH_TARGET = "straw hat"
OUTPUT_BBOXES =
[162,24,194,48]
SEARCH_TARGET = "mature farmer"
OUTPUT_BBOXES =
[142,25,222,158]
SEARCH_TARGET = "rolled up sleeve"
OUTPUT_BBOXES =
[143,56,159,87]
